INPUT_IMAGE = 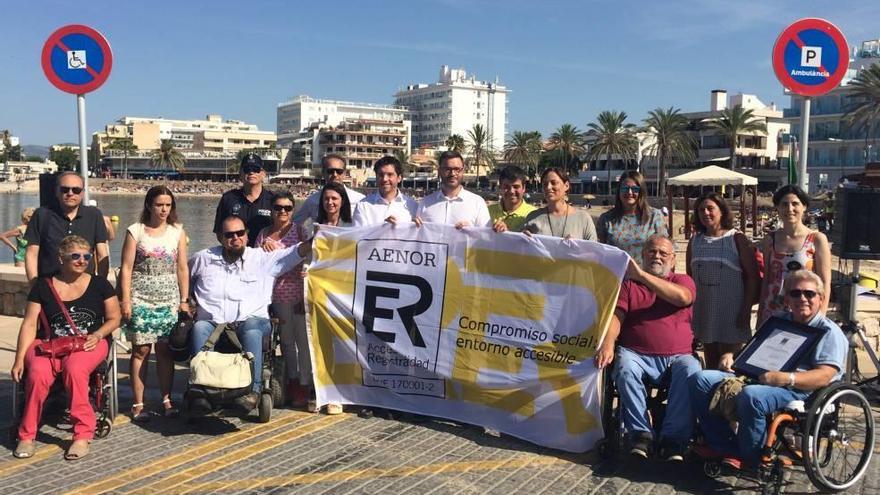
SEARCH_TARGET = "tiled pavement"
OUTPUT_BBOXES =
[0,376,878,494]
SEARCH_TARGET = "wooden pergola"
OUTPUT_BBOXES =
[666,165,759,238]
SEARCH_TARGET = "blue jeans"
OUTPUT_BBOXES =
[612,346,702,445]
[689,370,808,463]
[191,317,271,392]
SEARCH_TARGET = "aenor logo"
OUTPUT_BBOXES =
[354,239,448,376]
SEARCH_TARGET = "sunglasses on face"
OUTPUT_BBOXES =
[325,168,345,176]
[788,289,819,300]
[65,252,93,262]
[223,229,247,239]
[620,186,641,194]
[241,166,263,174]
[59,186,84,195]
[272,204,293,212]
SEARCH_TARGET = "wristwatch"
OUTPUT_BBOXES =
[788,372,796,387]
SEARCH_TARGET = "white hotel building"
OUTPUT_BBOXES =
[394,65,509,153]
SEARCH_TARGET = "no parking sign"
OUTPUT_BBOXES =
[772,18,848,97]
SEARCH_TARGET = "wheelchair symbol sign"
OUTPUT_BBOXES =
[41,24,113,94]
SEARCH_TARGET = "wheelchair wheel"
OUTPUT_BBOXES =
[270,376,285,410]
[703,460,721,478]
[258,393,273,423]
[801,383,875,492]
[95,417,112,439]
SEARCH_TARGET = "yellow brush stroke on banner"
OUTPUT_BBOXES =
[308,268,360,386]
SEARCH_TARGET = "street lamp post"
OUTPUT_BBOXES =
[788,134,798,186]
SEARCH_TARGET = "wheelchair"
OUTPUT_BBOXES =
[9,337,119,442]
[182,309,285,424]
[699,381,875,494]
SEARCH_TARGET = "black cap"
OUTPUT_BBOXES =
[240,153,263,170]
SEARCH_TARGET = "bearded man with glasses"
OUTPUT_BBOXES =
[188,215,312,409]
[24,171,109,283]
[213,153,275,247]
[292,154,364,225]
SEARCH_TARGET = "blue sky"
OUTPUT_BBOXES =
[3,0,878,146]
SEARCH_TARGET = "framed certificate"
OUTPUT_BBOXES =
[732,316,824,379]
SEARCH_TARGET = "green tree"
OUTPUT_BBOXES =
[585,111,638,194]
[50,148,78,171]
[445,134,466,153]
[706,104,767,170]
[503,131,543,181]
[150,140,186,171]
[6,145,23,161]
[643,107,696,197]
[844,64,880,158]
[393,149,418,174]
[467,124,495,177]
[547,124,585,175]
[106,137,138,179]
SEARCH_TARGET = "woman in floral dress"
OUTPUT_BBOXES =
[119,186,189,421]
[597,171,667,261]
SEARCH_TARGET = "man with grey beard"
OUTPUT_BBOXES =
[594,235,701,462]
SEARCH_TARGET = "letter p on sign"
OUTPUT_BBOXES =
[801,46,822,67]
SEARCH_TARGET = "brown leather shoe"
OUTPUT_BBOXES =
[234,392,259,411]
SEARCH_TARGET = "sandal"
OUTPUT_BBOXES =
[13,440,36,459]
[326,403,343,415]
[65,440,89,461]
[162,398,179,418]
[131,403,151,423]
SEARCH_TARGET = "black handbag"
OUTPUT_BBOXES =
[169,311,193,362]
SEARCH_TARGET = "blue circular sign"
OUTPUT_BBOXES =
[41,25,113,94]
[772,18,848,97]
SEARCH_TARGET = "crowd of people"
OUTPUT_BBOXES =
[8,151,843,471]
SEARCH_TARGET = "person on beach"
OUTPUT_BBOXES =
[118,186,189,421]
[490,166,536,233]
[687,192,760,371]
[293,154,365,225]
[415,151,491,229]
[523,167,597,240]
[24,172,109,282]
[213,153,275,247]
[1,207,35,267]
[757,185,831,326]
[255,192,310,407]
[597,171,667,261]
[353,156,418,227]
[11,235,121,461]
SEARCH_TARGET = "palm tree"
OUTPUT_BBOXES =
[150,139,185,172]
[393,149,418,174]
[547,124,585,175]
[503,131,542,181]
[106,138,137,179]
[706,104,767,170]
[844,64,880,159]
[445,134,466,153]
[585,111,638,194]
[643,107,696,197]
[467,124,494,177]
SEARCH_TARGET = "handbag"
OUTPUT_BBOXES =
[708,375,748,423]
[189,323,253,390]
[169,311,193,362]
[35,278,88,359]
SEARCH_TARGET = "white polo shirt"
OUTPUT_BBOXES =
[416,188,492,227]
[353,190,419,226]
[189,244,304,323]
[292,186,365,225]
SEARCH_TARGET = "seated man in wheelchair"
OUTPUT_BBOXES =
[10,235,121,460]
[595,235,702,461]
[689,269,848,469]
[188,215,310,411]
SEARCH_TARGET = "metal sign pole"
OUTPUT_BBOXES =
[798,96,811,192]
[76,93,90,203]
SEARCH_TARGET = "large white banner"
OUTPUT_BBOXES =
[305,222,628,452]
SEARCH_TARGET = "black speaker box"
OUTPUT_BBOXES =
[38,173,60,210]
[831,188,880,260]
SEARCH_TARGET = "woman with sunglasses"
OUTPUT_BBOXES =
[597,171,667,261]
[119,186,189,421]
[11,235,121,460]
[523,167,597,240]
[690,270,847,468]
[757,185,831,326]
[687,192,760,371]
[255,192,310,407]
[299,182,352,415]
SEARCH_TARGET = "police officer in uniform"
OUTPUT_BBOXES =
[213,153,275,247]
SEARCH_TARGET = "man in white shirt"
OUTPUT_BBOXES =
[292,154,365,224]
[415,151,491,228]
[353,156,418,226]
[189,215,311,409]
